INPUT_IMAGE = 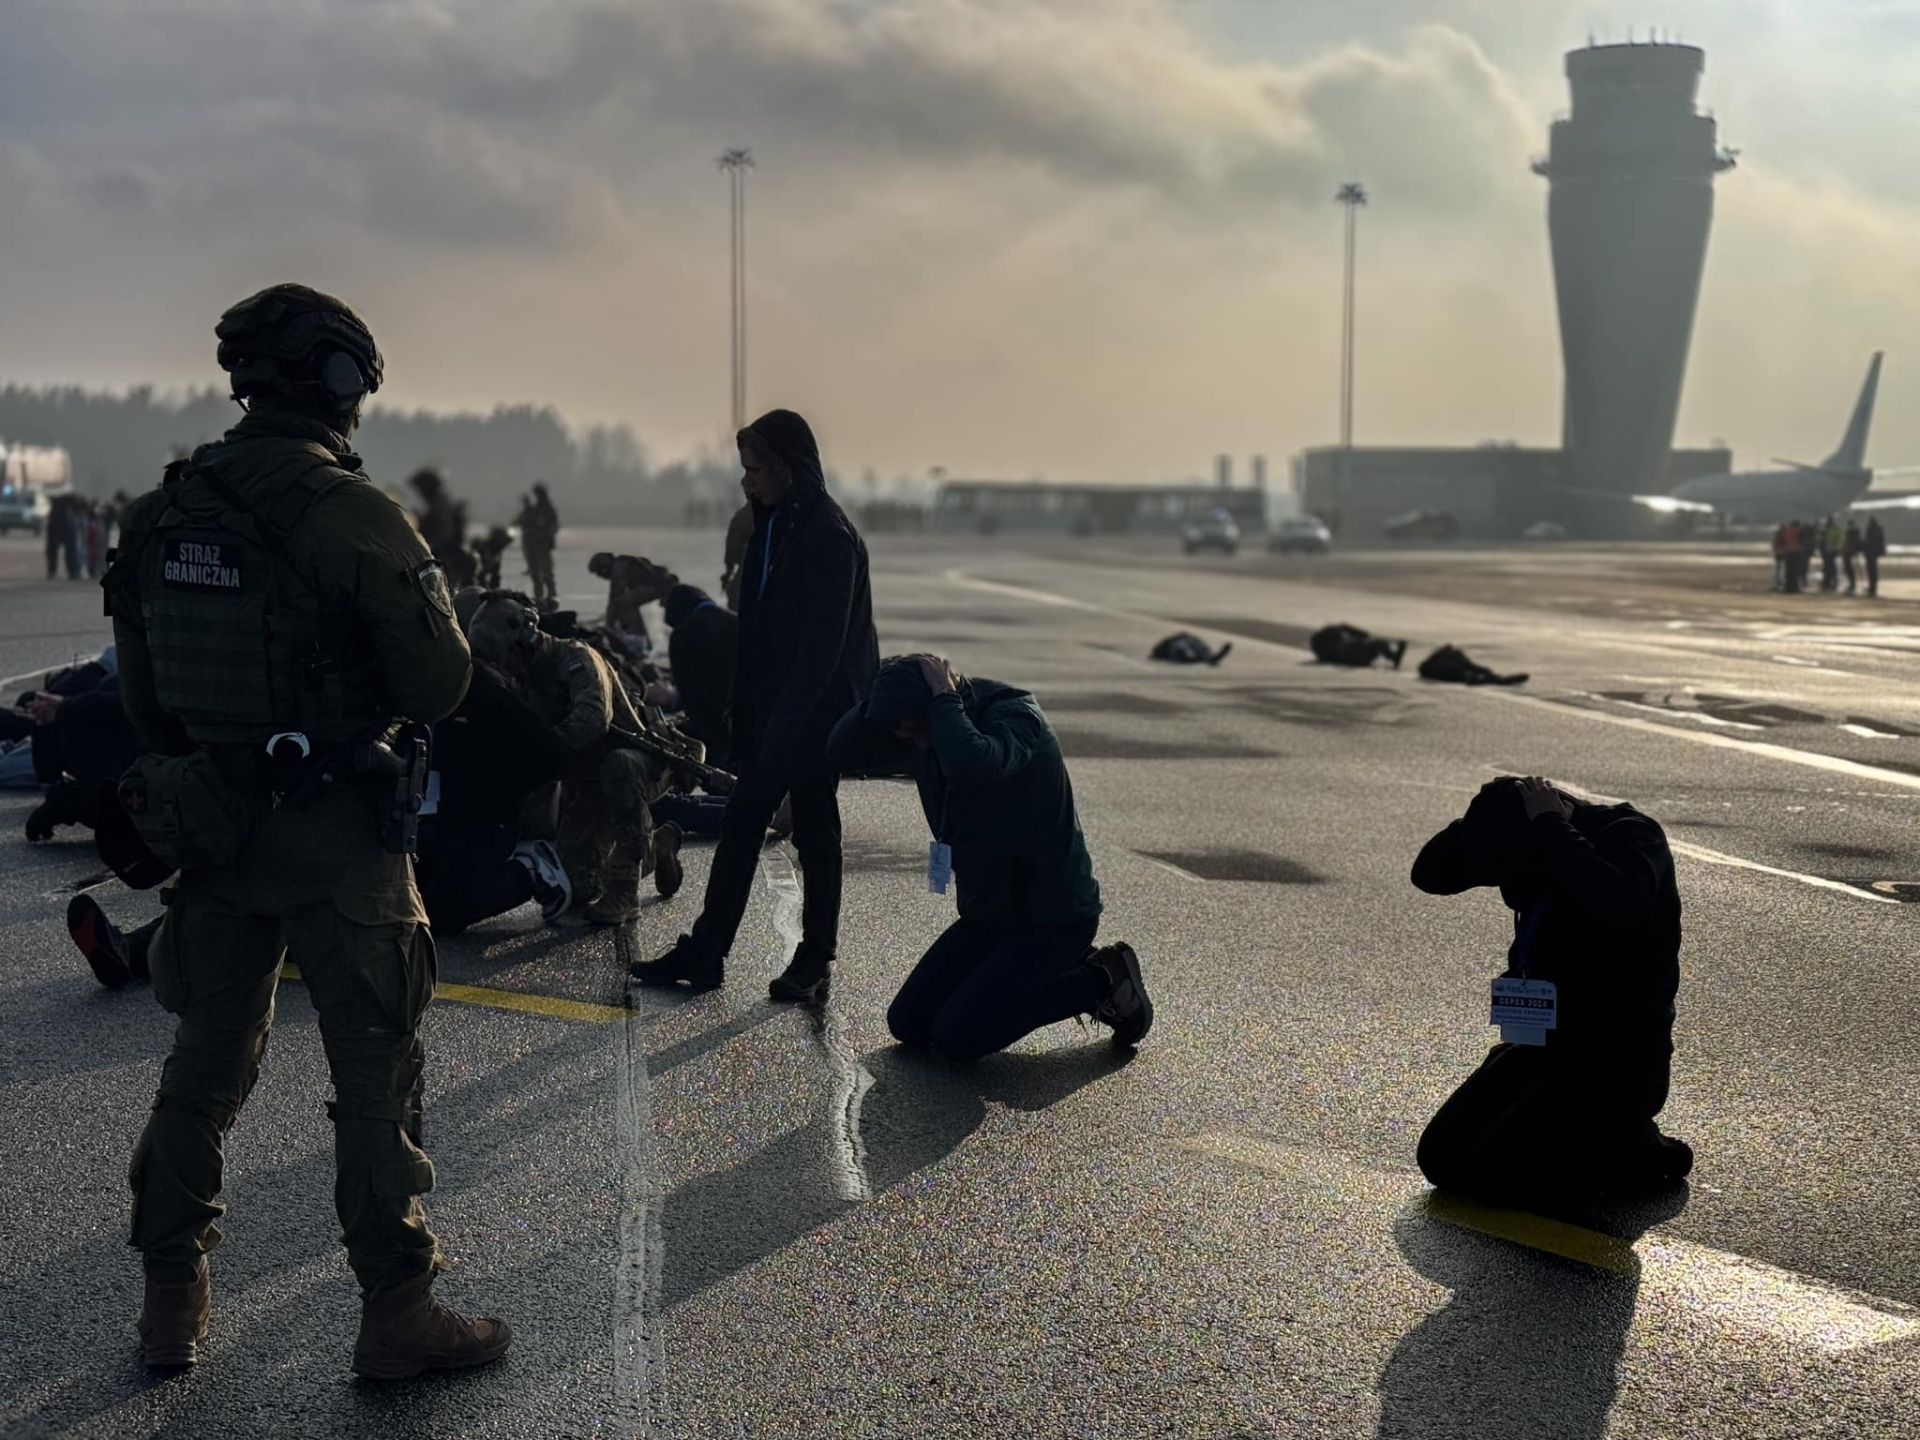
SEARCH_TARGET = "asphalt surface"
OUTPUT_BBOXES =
[1,526,1916,1439]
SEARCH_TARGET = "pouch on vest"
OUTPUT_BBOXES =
[117,751,258,872]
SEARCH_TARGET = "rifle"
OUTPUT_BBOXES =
[608,725,736,796]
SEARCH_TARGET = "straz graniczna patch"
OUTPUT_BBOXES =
[161,538,243,590]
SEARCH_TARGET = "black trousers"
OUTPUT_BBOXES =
[415,819,533,935]
[887,916,1102,1061]
[1416,1042,1671,1205]
[690,762,842,962]
[1866,554,1881,596]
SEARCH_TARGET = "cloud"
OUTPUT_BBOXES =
[0,0,1910,483]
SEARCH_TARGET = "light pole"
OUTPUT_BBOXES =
[719,146,755,434]
[1335,182,1366,461]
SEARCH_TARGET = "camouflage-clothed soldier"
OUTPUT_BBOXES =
[516,482,559,610]
[468,595,682,924]
[103,284,510,1378]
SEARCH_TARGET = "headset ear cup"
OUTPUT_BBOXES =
[320,350,367,402]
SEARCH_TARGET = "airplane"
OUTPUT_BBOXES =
[1632,352,1920,519]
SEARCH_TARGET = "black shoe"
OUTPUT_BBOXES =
[768,945,831,1004]
[653,823,684,899]
[1089,943,1152,1049]
[630,935,723,992]
[1207,642,1234,667]
[1389,640,1409,670]
[69,894,132,989]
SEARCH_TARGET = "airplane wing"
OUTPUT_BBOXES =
[1557,486,1716,514]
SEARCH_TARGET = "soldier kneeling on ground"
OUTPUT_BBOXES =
[1417,644,1528,687]
[1149,632,1233,666]
[1410,776,1693,1209]
[1310,623,1406,669]
[826,653,1152,1056]
[468,593,682,925]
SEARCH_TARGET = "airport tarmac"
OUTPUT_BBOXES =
[0,529,1915,1439]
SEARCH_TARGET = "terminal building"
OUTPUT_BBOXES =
[1296,444,1732,541]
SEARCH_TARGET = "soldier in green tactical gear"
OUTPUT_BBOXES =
[102,283,511,1378]
[468,594,683,924]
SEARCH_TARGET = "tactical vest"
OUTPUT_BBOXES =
[116,443,385,747]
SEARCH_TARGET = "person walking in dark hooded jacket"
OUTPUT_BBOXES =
[633,409,879,1000]
[1410,776,1692,1208]
[827,654,1151,1056]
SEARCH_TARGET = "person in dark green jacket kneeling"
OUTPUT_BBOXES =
[827,654,1151,1059]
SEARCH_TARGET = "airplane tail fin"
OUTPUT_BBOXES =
[1823,351,1882,473]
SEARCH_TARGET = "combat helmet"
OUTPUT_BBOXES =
[214,283,383,418]
[467,594,544,669]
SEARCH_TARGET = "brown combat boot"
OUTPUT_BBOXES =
[585,853,643,926]
[139,1266,212,1369]
[350,1273,512,1380]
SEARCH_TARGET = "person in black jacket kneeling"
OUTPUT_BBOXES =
[634,409,879,1000]
[1411,776,1692,1207]
[828,654,1152,1058]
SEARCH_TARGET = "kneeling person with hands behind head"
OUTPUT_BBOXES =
[1411,776,1692,1209]
[828,654,1151,1058]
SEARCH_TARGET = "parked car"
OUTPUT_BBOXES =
[1382,508,1460,542]
[1521,520,1568,540]
[0,485,51,537]
[1183,511,1240,556]
[1269,515,1334,555]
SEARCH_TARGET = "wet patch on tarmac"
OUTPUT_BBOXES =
[1222,686,1416,728]
[841,838,928,874]
[1137,849,1324,883]
[1052,728,1278,761]
[1037,691,1191,717]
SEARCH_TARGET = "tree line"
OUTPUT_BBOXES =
[0,384,743,524]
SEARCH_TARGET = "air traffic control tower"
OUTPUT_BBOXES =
[1535,42,1735,522]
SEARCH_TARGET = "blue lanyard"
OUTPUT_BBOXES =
[759,511,779,596]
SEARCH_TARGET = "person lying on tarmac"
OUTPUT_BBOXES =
[1416,644,1528,687]
[1410,776,1693,1208]
[17,653,138,840]
[826,653,1152,1057]
[1150,632,1233,667]
[1310,623,1406,670]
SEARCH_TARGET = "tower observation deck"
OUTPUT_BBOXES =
[1535,42,1735,518]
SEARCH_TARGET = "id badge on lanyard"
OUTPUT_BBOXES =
[1491,905,1555,1045]
[928,792,953,896]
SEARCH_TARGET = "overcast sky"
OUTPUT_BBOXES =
[2,0,1916,484]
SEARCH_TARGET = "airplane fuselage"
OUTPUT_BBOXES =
[1668,467,1871,521]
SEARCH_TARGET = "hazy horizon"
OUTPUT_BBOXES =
[2,0,1915,486]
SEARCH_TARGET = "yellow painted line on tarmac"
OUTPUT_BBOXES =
[1420,1188,1636,1274]
[279,963,627,1024]
[1184,1131,1920,1354]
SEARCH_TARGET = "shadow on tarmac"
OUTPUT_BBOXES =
[658,1041,1128,1311]
[1375,1186,1690,1440]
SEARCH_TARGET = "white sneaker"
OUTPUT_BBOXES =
[512,839,573,921]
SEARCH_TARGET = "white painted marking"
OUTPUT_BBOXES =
[1187,1132,1920,1356]
[943,569,1310,655]
[1666,840,1898,905]
[1574,691,1766,732]
[1839,723,1904,740]
[1491,690,1920,794]
[764,848,875,1203]
[612,924,667,1434]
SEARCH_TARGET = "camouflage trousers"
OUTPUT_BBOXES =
[557,749,656,912]
[129,837,441,1295]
